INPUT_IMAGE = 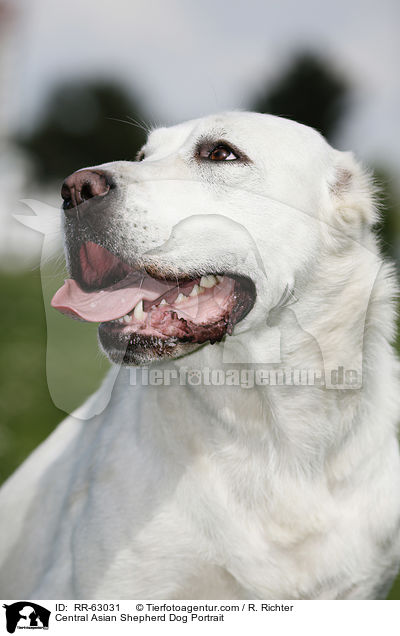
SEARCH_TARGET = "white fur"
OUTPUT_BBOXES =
[1,112,399,599]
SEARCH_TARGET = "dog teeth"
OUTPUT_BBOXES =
[118,317,124,323]
[160,298,167,305]
[123,314,132,323]
[216,275,224,283]
[133,300,147,321]
[189,284,202,297]
[200,275,217,288]
[176,292,185,304]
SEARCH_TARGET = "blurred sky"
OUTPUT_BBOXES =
[2,0,398,172]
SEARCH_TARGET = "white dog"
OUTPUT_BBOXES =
[1,112,400,599]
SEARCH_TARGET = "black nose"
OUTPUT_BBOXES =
[61,169,112,211]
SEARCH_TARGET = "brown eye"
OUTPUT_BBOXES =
[197,141,240,162]
[209,145,237,161]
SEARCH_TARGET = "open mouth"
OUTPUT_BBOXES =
[52,242,255,360]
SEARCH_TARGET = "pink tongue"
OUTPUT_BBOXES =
[51,272,176,322]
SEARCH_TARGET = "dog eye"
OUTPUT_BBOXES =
[209,145,237,161]
[198,143,239,162]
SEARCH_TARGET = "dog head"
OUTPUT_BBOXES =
[52,111,376,365]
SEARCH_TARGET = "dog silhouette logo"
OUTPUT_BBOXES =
[2,602,50,633]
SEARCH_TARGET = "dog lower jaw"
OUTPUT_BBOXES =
[97,329,202,365]
[97,310,232,365]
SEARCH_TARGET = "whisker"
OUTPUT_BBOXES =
[126,115,153,134]
[107,116,149,134]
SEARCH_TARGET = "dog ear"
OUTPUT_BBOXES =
[328,151,379,229]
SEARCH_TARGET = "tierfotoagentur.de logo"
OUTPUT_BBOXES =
[2,603,51,633]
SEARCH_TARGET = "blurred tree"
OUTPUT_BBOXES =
[373,167,400,263]
[252,52,348,141]
[18,80,147,183]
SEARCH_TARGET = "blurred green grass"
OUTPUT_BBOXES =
[0,268,62,482]
[0,267,108,482]
[0,266,399,599]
